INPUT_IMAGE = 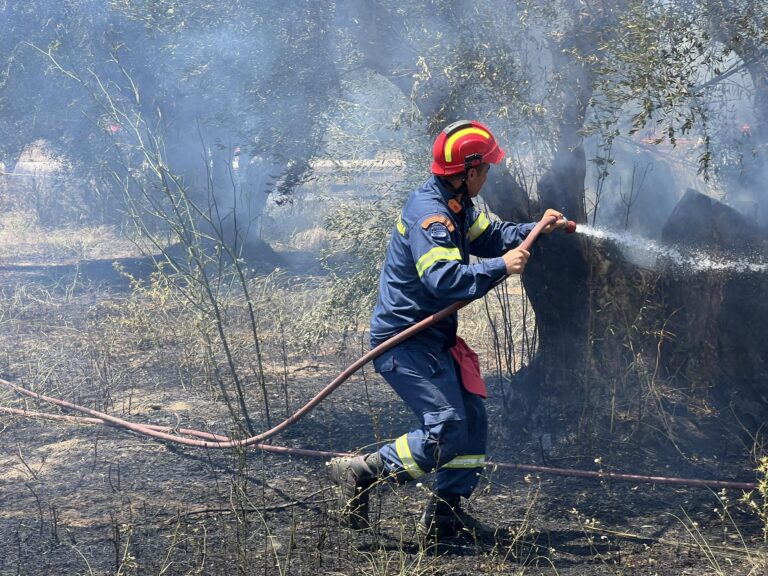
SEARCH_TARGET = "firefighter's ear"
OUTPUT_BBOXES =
[468,164,489,179]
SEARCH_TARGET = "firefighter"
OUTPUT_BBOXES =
[329,120,565,541]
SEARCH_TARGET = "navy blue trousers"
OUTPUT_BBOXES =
[373,343,487,498]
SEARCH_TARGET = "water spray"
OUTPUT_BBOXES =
[575,224,768,274]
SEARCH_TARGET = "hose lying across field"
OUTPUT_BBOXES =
[0,215,759,491]
[0,399,757,491]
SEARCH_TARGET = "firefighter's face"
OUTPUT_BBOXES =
[466,163,490,198]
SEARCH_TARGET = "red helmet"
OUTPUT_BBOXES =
[431,120,505,176]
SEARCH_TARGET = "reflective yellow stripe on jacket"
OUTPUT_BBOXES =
[468,212,490,242]
[442,454,486,469]
[395,434,425,479]
[396,212,407,236]
[415,246,461,277]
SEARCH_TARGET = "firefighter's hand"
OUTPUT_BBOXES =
[541,208,567,234]
[503,247,530,275]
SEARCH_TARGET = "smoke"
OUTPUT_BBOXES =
[586,140,683,240]
[578,224,767,274]
[3,0,766,259]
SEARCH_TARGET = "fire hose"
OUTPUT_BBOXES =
[0,214,759,490]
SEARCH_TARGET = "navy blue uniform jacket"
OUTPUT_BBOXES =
[370,175,534,350]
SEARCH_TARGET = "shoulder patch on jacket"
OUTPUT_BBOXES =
[421,215,455,233]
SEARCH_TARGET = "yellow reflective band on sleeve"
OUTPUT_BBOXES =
[415,246,461,277]
[395,434,425,479]
[442,454,486,469]
[396,213,407,236]
[444,128,490,163]
[468,212,490,242]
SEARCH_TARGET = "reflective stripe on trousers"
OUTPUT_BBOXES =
[373,344,488,498]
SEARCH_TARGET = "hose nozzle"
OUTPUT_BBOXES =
[563,219,577,234]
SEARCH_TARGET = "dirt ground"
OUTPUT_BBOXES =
[1,249,766,575]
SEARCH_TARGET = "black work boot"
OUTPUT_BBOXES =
[417,493,497,543]
[327,452,385,530]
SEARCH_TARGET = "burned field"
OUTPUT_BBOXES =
[3,1,768,574]
[0,219,766,576]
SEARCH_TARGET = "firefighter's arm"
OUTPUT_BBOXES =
[411,214,506,301]
[467,209,536,258]
[469,207,567,256]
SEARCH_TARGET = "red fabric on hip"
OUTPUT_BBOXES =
[450,336,487,398]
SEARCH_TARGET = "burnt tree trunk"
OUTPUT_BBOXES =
[490,32,594,438]
[514,187,768,457]
[512,151,592,437]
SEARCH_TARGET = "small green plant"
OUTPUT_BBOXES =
[315,198,394,352]
[740,456,768,543]
[673,487,768,576]
[115,522,138,576]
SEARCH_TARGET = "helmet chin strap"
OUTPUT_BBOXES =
[438,175,468,197]
[454,179,468,197]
